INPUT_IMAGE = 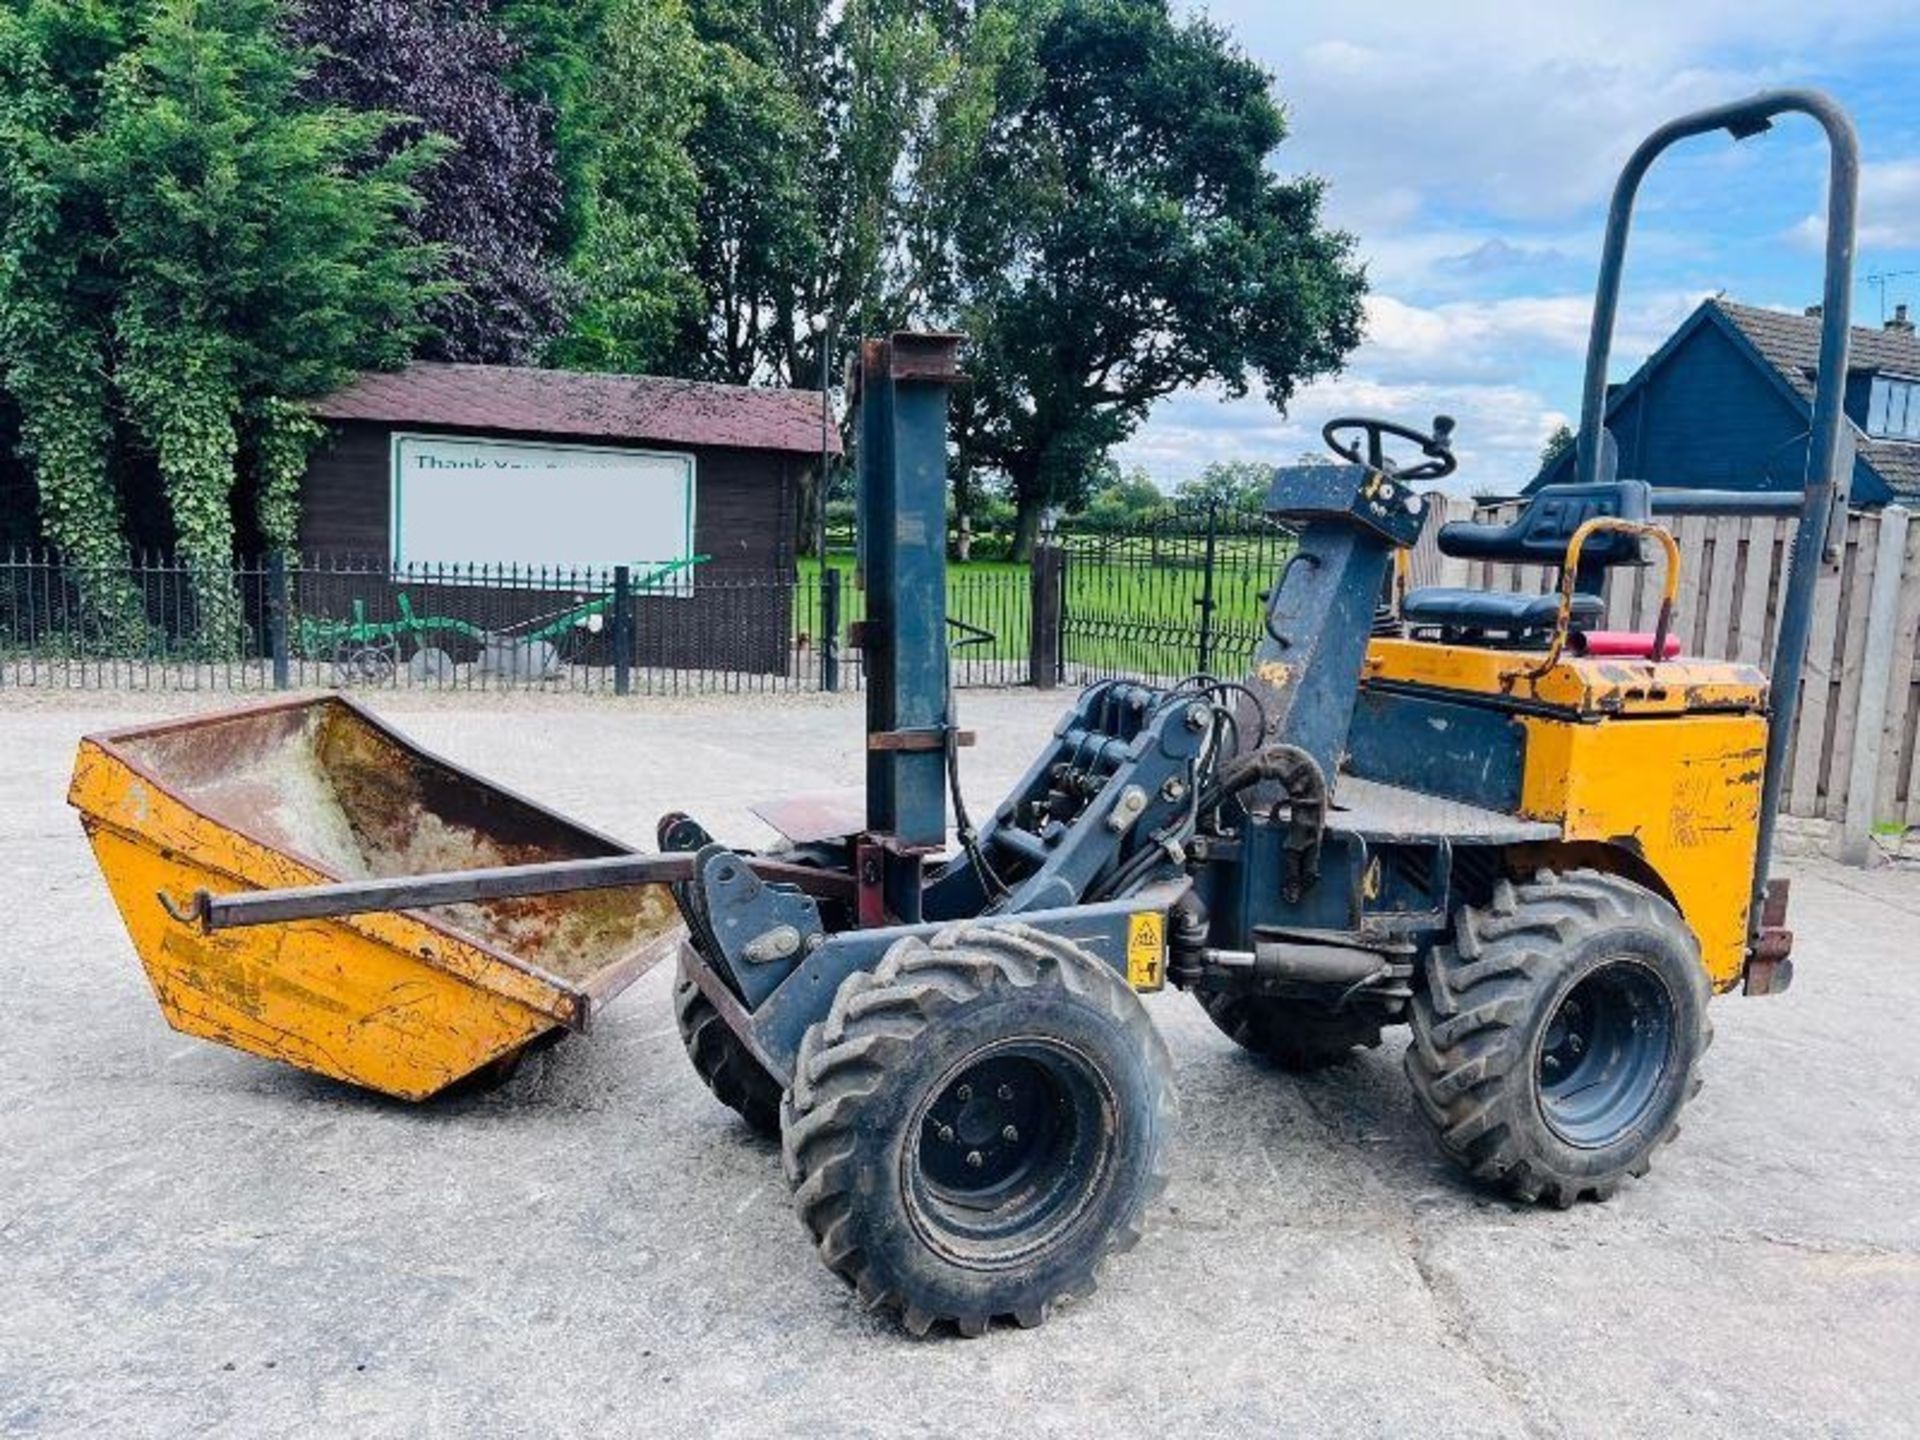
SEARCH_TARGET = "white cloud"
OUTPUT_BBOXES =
[1114,284,1701,496]
[1210,0,1910,230]
[1275,46,1795,230]
[1794,157,1920,250]
[1123,0,1883,497]
[1121,1,1920,506]
[1116,374,1568,499]
[1361,294,1583,380]
[1229,0,1910,70]
[1361,289,1706,381]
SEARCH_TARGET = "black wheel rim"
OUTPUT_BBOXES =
[904,1040,1114,1270]
[1536,959,1674,1148]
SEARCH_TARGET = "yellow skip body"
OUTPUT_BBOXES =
[69,697,680,1099]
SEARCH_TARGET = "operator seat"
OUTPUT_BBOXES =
[1401,480,1652,641]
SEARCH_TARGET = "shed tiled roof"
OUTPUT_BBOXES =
[1713,299,1920,499]
[311,362,842,457]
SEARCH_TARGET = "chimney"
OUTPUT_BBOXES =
[1804,303,1823,318]
[1888,303,1915,335]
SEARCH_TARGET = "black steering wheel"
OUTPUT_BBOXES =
[1322,414,1458,483]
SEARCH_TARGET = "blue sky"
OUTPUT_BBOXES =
[1118,0,1920,495]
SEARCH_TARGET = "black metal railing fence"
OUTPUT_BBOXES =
[1055,501,1294,683]
[0,549,1058,694]
[0,509,1286,695]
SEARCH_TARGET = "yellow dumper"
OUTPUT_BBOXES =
[69,696,682,1099]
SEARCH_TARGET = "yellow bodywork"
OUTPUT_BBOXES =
[1364,636,1768,717]
[70,698,681,1100]
[1365,638,1770,991]
[1511,712,1768,989]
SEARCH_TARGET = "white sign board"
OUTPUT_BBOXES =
[390,433,696,591]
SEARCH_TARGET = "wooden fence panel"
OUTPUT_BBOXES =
[1785,518,1846,815]
[1602,552,1643,630]
[1824,514,1878,820]
[1873,518,1920,833]
[1730,517,1781,666]
[1407,493,1458,590]
[1672,513,1710,653]
[1425,496,1920,837]
[1887,519,1920,825]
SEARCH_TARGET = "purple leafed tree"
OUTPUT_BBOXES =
[286,0,567,364]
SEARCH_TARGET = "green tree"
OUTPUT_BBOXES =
[499,0,608,257]
[667,0,973,386]
[671,5,824,383]
[1175,460,1273,513]
[1536,422,1574,481]
[545,0,705,373]
[0,1,145,638]
[0,0,439,649]
[807,0,963,377]
[288,0,565,363]
[1081,463,1169,526]
[645,0,973,553]
[943,0,1366,557]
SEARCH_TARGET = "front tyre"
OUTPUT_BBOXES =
[781,925,1175,1336]
[1406,870,1711,1207]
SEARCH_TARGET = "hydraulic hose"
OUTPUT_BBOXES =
[1202,743,1328,901]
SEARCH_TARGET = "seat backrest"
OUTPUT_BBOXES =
[1438,480,1651,591]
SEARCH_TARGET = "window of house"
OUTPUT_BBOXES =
[1868,376,1920,439]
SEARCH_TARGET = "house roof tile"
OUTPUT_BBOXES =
[1714,298,1920,390]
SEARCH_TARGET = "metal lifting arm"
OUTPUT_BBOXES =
[164,852,857,931]
[1573,88,1859,947]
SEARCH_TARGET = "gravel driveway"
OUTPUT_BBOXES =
[2,687,1916,1438]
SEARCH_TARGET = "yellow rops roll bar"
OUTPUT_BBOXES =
[1521,517,1682,677]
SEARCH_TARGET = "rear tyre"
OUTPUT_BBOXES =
[446,1028,566,1095]
[1406,869,1711,1207]
[673,947,782,1138]
[1194,990,1384,1071]
[781,925,1175,1337]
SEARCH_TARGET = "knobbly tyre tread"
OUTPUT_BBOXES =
[1405,868,1712,1208]
[780,923,1175,1337]
[1195,990,1385,1071]
[673,946,783,1138]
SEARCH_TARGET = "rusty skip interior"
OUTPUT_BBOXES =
[111,698,675,984]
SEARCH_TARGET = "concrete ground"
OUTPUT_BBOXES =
[2,686,1917,1439]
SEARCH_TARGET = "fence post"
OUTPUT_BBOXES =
[1195,500,1219,675]
[821,564,841,692]
[1030,543,1064,689]
[612,564,632,696]
[1840,505,1910,864]
[268,550,290,691]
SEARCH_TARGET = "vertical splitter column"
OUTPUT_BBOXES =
[855,333,964,922]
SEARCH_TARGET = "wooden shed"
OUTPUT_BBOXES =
[300,362,839,675]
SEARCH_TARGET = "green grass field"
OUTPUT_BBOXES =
[797,535,1292,676]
